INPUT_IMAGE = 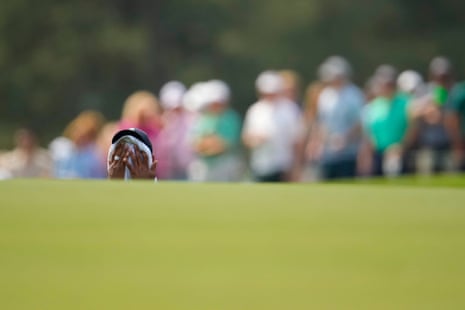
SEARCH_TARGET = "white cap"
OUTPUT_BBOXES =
[255,70,284,94]
[49,136,74,161]
[159,81,186,110]
[374,64,398,82]
[429,56,452,76]
[397,70,423,94]
[205,79,231,105]
[182,82,211,112]
[318,56,351,82]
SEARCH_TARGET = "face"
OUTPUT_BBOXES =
[115,138,143,161]
[328,76,345,89]
[207,102,226,114]
[108,136,155,180]
[15,129,36,151]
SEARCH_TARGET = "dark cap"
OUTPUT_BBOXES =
[111,128,153,153]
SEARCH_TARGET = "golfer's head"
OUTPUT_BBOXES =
[111,128,153,154]
[107,128,155,180]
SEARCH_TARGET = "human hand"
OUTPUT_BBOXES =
[199,135,227,156]
[108,143,131,179]
[126,145,157,179]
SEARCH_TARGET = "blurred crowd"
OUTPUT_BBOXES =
[1,55,464,182]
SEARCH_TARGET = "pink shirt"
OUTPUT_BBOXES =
[155,111,194,180]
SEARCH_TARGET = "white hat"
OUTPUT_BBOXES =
[318,56,352,82]
[182,82,210,112]
[374,64,398,81]
[397,70,423,94]
[205,79,231,105]
[159,81,186,110]
[429,56,452,76]
[255,70,284,94]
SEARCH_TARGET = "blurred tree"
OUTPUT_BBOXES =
[0,0,464,146]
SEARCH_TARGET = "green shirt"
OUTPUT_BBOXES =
[192,108,242,163]
[446,82,465,136]
[363,94,410,152]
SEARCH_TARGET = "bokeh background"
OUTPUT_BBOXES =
[1,0,465,146]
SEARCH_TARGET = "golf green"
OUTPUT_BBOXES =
[1,179,464,309]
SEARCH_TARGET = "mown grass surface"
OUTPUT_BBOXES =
[1,179,464,309]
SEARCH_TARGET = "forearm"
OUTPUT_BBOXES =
[195,135,227,156]
[242,133,268,149]
[400,121,419,150]
[444,113,463,150]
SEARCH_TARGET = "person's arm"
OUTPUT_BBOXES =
[380,96,416,156]
[444,85,465,168]
[357,103,373,176]
[241,107,269,149]
[242,133,268,149]
[445,112,462,148]
[444,111,464,166]
[288,117,310,182]
[195,135,227,156]
[357,137,374,177]
[196,111,242,157]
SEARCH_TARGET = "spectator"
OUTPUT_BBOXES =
[309,56,365,180]
[279,70,305,181]
[445,80,465,171]
[397,70,425,99]
[360,65,412,177]
[280,69,302,105]
[408,57,455,174]
[0,128,52,178]
[190,80,243,182]
[52,110,106,178]
[118,90,163,146]
[298,80,325,181]
[242,70,301,182]
[96,121,119,174]
[155,81,194,180]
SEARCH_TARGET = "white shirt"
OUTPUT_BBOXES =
[243,98,300,176]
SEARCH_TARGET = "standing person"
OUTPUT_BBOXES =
[279,69,305,181]
[299,80,326,182]
[408,57,455,174]
[280,69,302,105]
[360,66,412,177]
[118,90,163,147]
[96,121,119,175]
[52,110,106,178]
[0,128,52,178]
[242,70,301,182]
[445,80,465,171]
[155,81,194,180]
[309,56,365,180]
[190,80,243,182]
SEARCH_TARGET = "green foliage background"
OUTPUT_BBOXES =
[1,0,464,146]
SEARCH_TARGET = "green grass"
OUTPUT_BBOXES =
[1,179,465,309]
[346,173,465,188]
